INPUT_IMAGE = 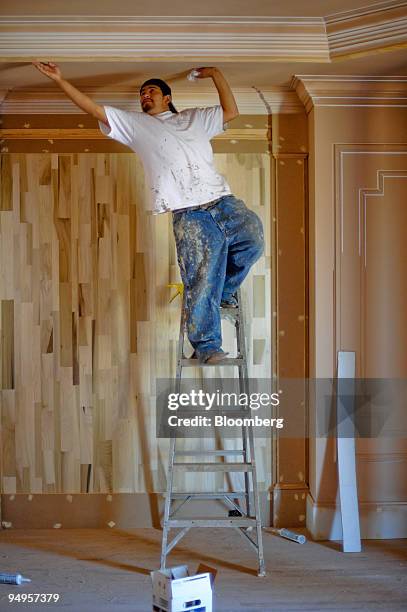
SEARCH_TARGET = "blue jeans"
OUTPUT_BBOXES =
[172,194,264,361]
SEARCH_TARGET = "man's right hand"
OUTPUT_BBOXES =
[32,60,62,82]
[31,60,108,126]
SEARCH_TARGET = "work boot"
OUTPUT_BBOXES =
[202,350,229,364]
[220,293,238,308]
[190,349,229,364]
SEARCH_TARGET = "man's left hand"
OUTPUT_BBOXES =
[194,67,219,79]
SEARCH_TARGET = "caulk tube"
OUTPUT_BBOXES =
[0,573,31,585]
[278,529,306,544]
[187,69,200,81]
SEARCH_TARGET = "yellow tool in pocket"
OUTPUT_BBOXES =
[167,283,184,303]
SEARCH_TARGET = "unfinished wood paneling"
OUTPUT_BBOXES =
[0,152,271,494]
[1,299,14,389]
[0,156,13,211]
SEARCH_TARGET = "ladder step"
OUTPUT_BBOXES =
[220,309,239,319]
[167,517,256,528]
[175,450,245,457]
[220,304,240,312]
[180,357,245,367]
[171,492,247,499]
[173,462,253,472]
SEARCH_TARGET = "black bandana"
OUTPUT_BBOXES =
[140,78,178,113]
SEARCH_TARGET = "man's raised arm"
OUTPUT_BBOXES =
[195,67,239,122]
[32,61,109,126]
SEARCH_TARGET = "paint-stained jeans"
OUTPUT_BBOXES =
[172,194,264,361]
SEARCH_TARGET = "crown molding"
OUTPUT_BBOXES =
[0,15,329,62]
[0,87,304,115]
[1,4,406,63]
[0,127,268,142]
[325,0,406,19]
[325,1,407,59]
[0,15,324,24]
[5,74,407,117]
[292,75,407,112]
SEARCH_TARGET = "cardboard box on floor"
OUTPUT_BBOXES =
[151,564,217,612]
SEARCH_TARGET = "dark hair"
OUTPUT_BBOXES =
[140,78,178,113]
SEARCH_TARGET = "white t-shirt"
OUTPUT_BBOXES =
[98,105,232,214]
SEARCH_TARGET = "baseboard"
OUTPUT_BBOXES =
[1,493,270,530]
[306,493,407,540]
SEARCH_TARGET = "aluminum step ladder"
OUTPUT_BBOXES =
[160,289,266,576]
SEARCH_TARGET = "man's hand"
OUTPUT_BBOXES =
[32,60,62,82]
[31,60,108,126]
[192,67,239,122]
[194,67,218,79]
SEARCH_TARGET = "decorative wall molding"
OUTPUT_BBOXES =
[292,75,407,112]
[1,3,406,63]
[335,144,407,252]
[326,0,407,59]
[306,493,407,540]
[0,127,268,141]
[359,169,407,266]
[0,15,330,62]
[333,143,407,380]
[326,0,406,20]
[0,87,304,115]
[13,74,407,118]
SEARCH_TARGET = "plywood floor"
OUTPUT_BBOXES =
[0,529,406,611]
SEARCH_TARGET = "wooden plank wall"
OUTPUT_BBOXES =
[0,152,271,495]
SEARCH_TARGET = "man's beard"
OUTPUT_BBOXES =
[141,99,153,112]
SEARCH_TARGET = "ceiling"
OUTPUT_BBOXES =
[0,54,406,100]
[1,51,406,92]
[0,0,390,18]
[0,1,406,95]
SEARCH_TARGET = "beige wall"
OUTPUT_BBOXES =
[307,105,407,538]
[270,112,309,527]
[5,100,402,536]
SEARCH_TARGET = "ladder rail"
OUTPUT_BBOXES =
[235,294,252,520]
[161,435,176,569]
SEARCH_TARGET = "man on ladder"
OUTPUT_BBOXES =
[33,61,266,575]
[32,61,264,364]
